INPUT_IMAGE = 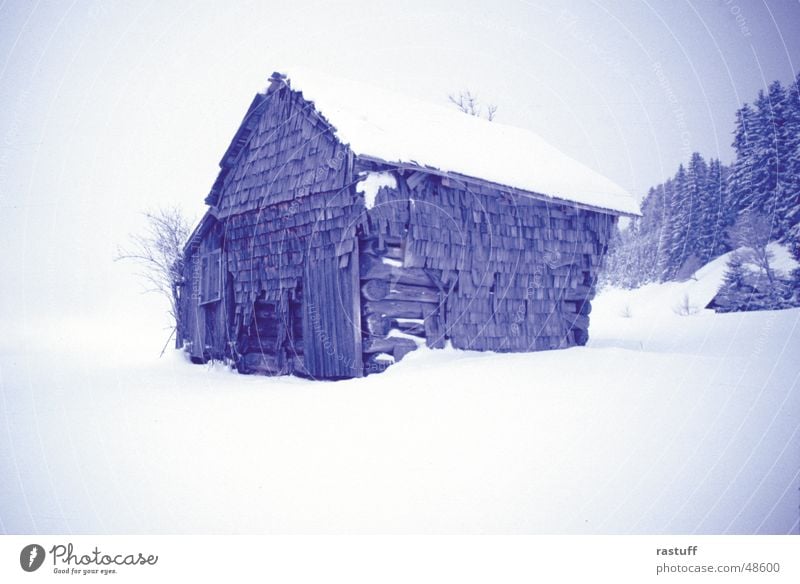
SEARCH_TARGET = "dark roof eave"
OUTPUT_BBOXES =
[205,92,273,207]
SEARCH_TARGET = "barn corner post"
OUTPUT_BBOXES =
[346,150,364,377]
[349,218,365,378]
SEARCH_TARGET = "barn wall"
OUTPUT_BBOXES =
[184,83,363,377]
[178,245,202,360]
[358,170,616,368]
[178,219,232,362]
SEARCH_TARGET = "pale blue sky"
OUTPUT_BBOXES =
[1,0,798,341]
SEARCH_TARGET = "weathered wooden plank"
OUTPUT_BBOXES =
[361,279,440,304]
[363,300,426,319]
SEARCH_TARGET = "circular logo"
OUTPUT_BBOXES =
[20,544,45,572]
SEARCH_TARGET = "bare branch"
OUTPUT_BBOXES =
[448,90,498,121]
[116,206,192,328]
[726,211,776,283]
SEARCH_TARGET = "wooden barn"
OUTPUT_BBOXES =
[177,70,639,379]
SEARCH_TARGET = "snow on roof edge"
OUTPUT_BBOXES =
[267,69,640,217]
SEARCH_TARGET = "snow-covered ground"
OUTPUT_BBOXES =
[1,250,798,534]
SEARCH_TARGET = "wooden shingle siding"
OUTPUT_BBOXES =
[357,167,615,367]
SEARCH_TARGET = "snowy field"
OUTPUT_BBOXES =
[1,251,799,534]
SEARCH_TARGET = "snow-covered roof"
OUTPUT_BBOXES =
[272,69,639,216]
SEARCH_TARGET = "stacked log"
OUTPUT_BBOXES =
[359,236,442,373]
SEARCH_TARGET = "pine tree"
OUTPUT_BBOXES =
[787,223,800,304]
[687,152,709,262]
[703,158,729,259]
[729,102,757,213]
[743,83,786,236]
[607,75,800,291]
[715,162,736,256]
[779,73,800,238]
[664,165,691,280]
[639,186,661,234]
[714,252,751,313]
[653,180,674,281]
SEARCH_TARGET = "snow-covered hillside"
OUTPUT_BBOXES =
[1,250,798,534]
[593,242,798,350]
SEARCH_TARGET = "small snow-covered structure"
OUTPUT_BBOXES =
[177,70,639,378]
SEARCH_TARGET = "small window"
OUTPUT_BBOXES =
[199,249,222,304]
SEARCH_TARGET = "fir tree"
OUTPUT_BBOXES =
[653,180,674,280]
[779,73,800,238]
[714,162,735,256]
[787,223,800,304]
[714,252,751,313]
[664,165,690,280]
[729,102,757,213]
[742,83,787,237]
[705,158,730,259]
[602,74,800,293]
[687,152,709,262]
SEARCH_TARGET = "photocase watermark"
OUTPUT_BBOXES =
[294,148,347,199]
[20,544,45,572]
[652,61,693,158]
[530,249,561,291]
[557,9,630,81]
[720,0,752,38]
[508,249,560,336]
[191,249,201,301]
[18,542,159,576]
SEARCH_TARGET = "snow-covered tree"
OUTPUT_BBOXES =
[713,252,752,313]
[787,223,800,303]
[729,102,757,212]
[606,75,800,296]
[779,73,800,237]
[708,158,733,258]
[686,152,709,262]
[727,211,776,285]
[721,211,794,311]
[663,164,690,280]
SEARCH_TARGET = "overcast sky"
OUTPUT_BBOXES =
[1,0,798,350]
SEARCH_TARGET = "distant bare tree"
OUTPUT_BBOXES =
[448,90,498,121]
[115,206,192,331]
[727,211,776,284]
